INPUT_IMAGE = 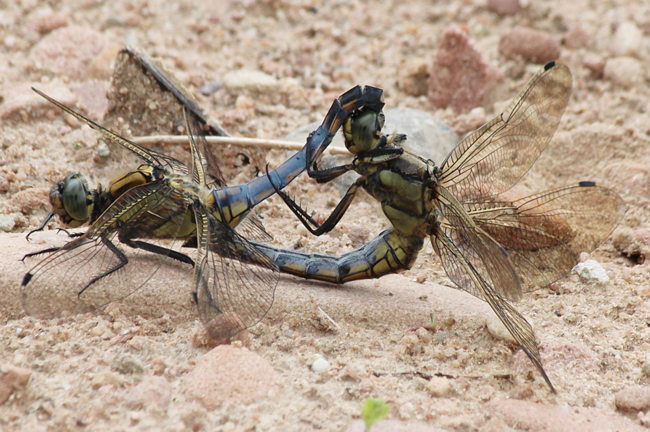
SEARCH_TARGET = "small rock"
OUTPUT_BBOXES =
[222,70,279,93]
[572,259,610,285]
[183,345,280,409]
[486,314,516,344]
[615,386,650,412]
[312,357,330,373]
[609,21,644,58]
[11,188,49,215]
[199,80,223,95]
[563,25,590,50]
[604,56,643,88]
[398,58,430,97]
[612,227,649,264]
[426,377,451,397]
[489,398,646,432]
[85,44,122,81]
[340,361,366,381]
[26,11,68,35]
[0,83,77,123]
[91,370,120,389]
[112,354,144,374]
[70,80,110,121]
[429,26,501,113]
[641,361,650,378]
[0,214,16,232]
[29,26,111,80]
[499,27,561,64]
[126,376,171,411]
[0,364,32,404]
[487,0,522,16]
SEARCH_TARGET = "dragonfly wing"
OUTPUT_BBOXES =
[22,181,192,319]
[439,61,572,201]
[431,187,553,390]
[467,182,626,291]
[434,186,522,301]
[194,204,278,340]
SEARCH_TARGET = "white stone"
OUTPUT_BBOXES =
[311,357,329,373]
[604,56,643,88]
[486,314,517,344]
[609,22,644,58]
[0,214,15,232]
[573,259,610,285]
[222,70,279,93]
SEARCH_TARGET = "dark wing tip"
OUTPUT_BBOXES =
[544,60,556,70]
[22,273,33,286]
[578,181,596,187]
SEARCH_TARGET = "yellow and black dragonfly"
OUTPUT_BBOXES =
[22,81,384,340]
[261,61,626,391]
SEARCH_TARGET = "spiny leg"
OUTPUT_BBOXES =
[270,166,364,235]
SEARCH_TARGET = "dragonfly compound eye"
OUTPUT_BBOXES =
[58,173,92,225]
[345,109,385,155]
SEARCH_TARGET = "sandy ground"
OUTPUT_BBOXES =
[2,0,650,431]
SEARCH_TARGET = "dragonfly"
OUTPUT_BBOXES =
[22,72,384,340]
[259,61,626,391]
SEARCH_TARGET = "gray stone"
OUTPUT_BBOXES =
[0,215,16,232]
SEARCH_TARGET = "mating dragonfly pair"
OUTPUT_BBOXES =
[23,53,625,392]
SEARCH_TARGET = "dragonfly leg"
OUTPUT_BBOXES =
[25,211,55,241]
[306,85,384,167]
[80,236,129,294]
[271,170,365,235]
[127,240,195,266]
[21,246,63,261]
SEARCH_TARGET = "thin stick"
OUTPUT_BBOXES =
[317,306,341,330]
[131,135,349,155]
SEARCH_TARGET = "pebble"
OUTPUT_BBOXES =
[0,214,16,232]
[429,26,501,113]
[312,357,330,373]
[612,227,649,264]
[563,25,590,50]
[499,27,561,64]
[11,188,49,215]
[0,364,32,404]
[112,354,145,375]
[604,56,643,88]
[29,26,111,80]
[426,377,452,397]
[609,21,644,58]
[397,58,429,97]
[485,313,516,344]
[222,70,279,94]
[199,80,223,95]
[642,361,650,378]
[126,376,171,411]
[486,0,522,15]
[26,11,68,35]
[489,398,646,432]
[183,345,280,409]
[572,259,610,285]
[615,385,650,412]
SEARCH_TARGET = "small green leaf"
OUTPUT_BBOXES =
[361,397,390,432]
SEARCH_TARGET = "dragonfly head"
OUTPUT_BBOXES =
[343,108,385,155]
[50,172,93,227]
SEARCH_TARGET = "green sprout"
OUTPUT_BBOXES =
[361,397,391,432]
